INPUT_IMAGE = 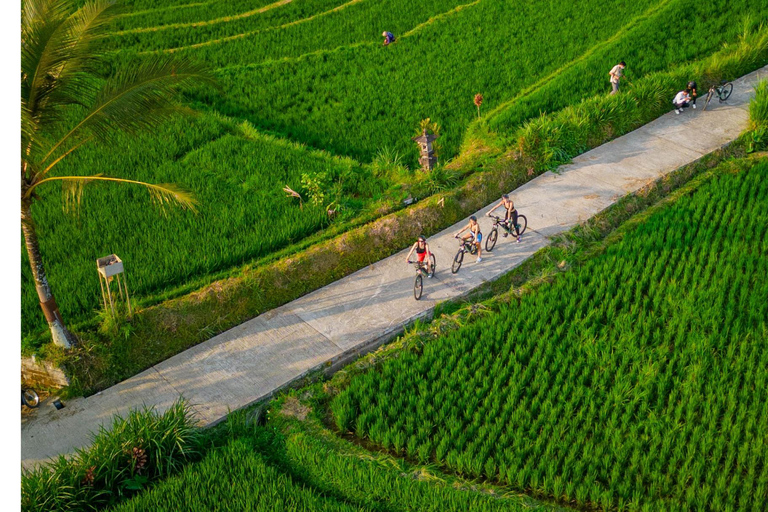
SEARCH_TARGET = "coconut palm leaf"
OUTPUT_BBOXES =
[42,57,215,165]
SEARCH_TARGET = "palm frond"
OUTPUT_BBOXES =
[43,56,217,163]
[23,0,120,144]
[27,175,199,214]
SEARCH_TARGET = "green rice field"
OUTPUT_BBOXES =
[331,159,768,511]
[22,0,768,342]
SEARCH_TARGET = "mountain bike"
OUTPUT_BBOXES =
[485,214,527,252]
[407,254,436,300]
[22,387,39,408]
[451,235,478,274]
[703,81,733,110]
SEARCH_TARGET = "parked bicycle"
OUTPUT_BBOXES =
[407,254,436,300]
[703,81,733,110]
[22,387,39,408]
[451,235,479,274]
[485,214,527,252]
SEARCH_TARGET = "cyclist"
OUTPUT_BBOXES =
[686,80,698,109]
[405,235,433,277]
[487,194,521,242]
[455,215,483,263]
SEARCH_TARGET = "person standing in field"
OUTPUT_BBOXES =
[672,89,692,114]
[609,61,626,95]
[382,31,395,46]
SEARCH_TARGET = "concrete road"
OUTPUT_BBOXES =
[21,65,767,470]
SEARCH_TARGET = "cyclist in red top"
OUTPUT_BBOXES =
[405,235,434,277]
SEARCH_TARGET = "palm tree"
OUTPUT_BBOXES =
[22,0,215,348]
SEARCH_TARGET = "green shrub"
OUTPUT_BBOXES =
[21,400,199,512]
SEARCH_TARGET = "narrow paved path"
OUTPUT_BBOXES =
[21,67,766,470]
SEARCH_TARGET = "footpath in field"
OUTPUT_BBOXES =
[21,66,766,470]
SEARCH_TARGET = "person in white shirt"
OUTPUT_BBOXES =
[672,90,692,114]
[609,61,626,95]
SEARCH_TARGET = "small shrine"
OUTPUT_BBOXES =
[412,129,439,171]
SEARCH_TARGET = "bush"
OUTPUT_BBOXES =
[21,400,199,512]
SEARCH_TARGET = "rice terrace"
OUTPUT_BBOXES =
[18,0,768,510]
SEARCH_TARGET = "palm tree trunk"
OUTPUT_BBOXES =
[21,199,75,348]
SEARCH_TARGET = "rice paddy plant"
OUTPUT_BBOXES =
[750,79,768,127]
[333,159,768,511]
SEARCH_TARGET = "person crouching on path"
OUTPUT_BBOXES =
[673,89,692,114]
[382,31,395,46]
[455,216,483,263]
[405,235,434,277]
[609,61,626,95]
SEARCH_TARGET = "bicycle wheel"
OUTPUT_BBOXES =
[429,254,436,276]
[414,274,423,300]
[703,89,714,110]
[719,82,733,102]
[22,388,39,408]
[517,215,527,236]
[486,228,498,252]
[451,250,464,274]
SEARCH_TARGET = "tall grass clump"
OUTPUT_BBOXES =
[748,79,768,152]
[750,79,768,127]
[22,400,199,512]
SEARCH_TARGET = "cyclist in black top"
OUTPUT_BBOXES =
[487,194,521,242]
[405,235,434,277]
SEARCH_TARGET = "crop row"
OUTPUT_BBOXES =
[332,161,768,511]
[22,114,374,339]
[107,0,350,50]
[113,0,285,32]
